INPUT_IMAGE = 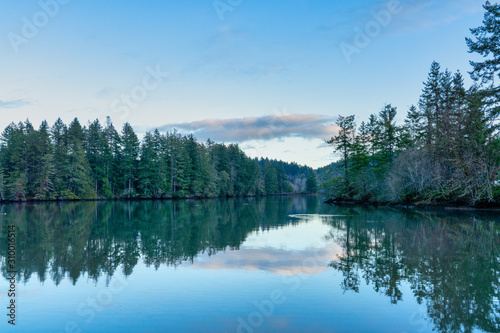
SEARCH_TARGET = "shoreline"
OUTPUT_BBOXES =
[323,198,500,211]
[0,193,319,204]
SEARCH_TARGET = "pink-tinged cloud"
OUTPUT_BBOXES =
[152,114,339,142]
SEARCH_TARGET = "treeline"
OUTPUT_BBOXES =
[0,117,316,201]
[324,2,500,205]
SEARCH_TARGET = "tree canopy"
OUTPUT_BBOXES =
[0,117,316,201]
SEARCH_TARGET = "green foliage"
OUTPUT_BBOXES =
[305,172,318,193]
[0,117,314,201]
[466,1,500,120]
[325,55,499,204]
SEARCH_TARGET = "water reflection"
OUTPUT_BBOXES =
[0,197,499,333]
[323,208,500,333]
[0,197,310,285]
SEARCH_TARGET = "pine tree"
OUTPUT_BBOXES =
[35,154,55,200]
[165,130,189,197]
[451,71,467,139]
[366,114,381,166]
[86,119,109,197]
[67,120,94,199]
[419,61,442,148]
[138,132,159,198]
[400,105,421,149]
[376,104,398,173]
[0,166,5,201]
[103,117,121,197]
[306,171,318,193]
[466,1,500,121]
[264,161,278,195]
[51,118,69,198]
[33,121,55,200]
[1,122,28,200]
[327,115,356,190]
[120,123,140,198]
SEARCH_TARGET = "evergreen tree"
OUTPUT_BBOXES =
[419,61,441,148]
[306,171,318,193]
[375,104,398,174]
[103,117,121,196]
[86,119,110,197]
[1,122,28,200]
[51,118,69,197]
[0,166,5,201]
[400,105,421,149]
[467,1,500,120]
[327,115,356,193]
[67,119,94,199]
[33,121,55,200]
[138,131,161,198]
[264,161,278,195]
[120,123,140,198]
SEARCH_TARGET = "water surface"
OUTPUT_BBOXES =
[0,196,499,332]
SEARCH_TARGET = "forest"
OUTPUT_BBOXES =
[0,117,317,201]
[323,2,500,205]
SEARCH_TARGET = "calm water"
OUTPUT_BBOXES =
[0,196,499,333]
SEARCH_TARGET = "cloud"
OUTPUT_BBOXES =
[320,0,483,41]
[0,99,30,109]
[151,114,338,142]
[95,87,121,99]
[181,25,290,81]
[191,243,341,276]
[391,0,483,32]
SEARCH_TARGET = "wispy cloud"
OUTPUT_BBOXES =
[320,0,483,41]
[392,0,483,32]
[95,87,121,99]
[0,99,30,109]
[182,25,289,80]
[150,114,338,142]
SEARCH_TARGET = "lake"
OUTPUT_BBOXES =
[0,196,499,332]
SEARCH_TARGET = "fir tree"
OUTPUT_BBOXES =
[121,123,140,198]
[306,171,318,193]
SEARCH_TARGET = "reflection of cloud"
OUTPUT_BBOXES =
[152,114,338,142]
[0,99,30,109]
[192,243,342,275]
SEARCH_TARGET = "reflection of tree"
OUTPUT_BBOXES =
[0,196,305,285]
[328,207,500,333]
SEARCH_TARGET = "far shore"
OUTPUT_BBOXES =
[323,198,500,211]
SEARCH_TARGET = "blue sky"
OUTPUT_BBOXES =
[0,0,486,168]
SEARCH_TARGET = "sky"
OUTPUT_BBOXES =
[0,0,487,168]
